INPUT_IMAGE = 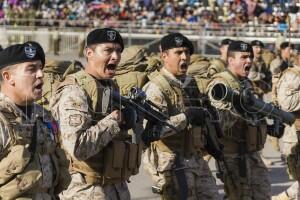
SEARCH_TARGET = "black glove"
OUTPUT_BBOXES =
[142,122,162,146]
[119,107,137,130]
[267,121,285,138]
[185,107,206,126]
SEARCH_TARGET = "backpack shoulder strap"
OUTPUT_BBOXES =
[148,71,176,108]
[72,70,99,112]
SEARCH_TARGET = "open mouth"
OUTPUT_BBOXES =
[34,82,43,90]
[244,65,251,72]
[105,64,117,75]
[180,63,188,70]
[107,64,117,71]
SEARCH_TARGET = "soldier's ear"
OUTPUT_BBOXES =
[227,56,234,66]
[85,46,94,59]
[2,70,14,85]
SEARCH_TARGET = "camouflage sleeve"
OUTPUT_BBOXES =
[52,85,120,161]
[277,71,300,112]
[0,119,11,154]
[248,64,264,81]
[270,57,282,75]
[142,82,187,135]
[206,79,238,131]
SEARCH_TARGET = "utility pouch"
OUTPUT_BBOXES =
[103,140,126,178]
[0,145,31,185]
[192,126,204,151]
[245,126,258,152]
[128,144,138,170]
[0,155,42,200]
[257,124,267,151]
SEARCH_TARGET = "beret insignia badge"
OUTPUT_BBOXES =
[240,43,248,51]
[175,36,183,47]
[24,44,36,58]
[107,30,116,41]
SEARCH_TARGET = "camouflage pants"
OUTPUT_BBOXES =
[221,152,271,200]
[59,173,130,200]
[143,146,220,200]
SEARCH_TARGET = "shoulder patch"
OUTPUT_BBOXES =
[69,114,83,127]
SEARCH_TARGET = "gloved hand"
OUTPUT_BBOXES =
[267,121,285,138]
[119,107,137,130]
[184,107,206,126]
[142,122,162,146]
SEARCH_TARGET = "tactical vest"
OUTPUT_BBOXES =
[57,70,142,185]
[148,71,204,158]
[213,70,267,154]
[0,100,60,200]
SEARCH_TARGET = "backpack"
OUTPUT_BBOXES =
[37,59,83,110]
[113,46,161,95]
[187,54,212,94]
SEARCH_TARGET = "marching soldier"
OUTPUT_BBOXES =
[248,40,272,99]
[50,28,143,199]
[248,40,275,166]
[272,46,300,200]
[270,42,295,104]
[207,40,271,200]
[142,32,219,200]
[0,42,69,199]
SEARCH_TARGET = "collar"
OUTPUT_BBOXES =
[161,67,192,88]
[0,92,37,121]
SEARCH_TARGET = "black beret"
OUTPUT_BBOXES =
[228,40,252,53]
[0,41,45,69]
[86,28,124,51]
[220,38,232,46]
[251,40,264,48]
[160,32,194,54]
[280,42,294,49]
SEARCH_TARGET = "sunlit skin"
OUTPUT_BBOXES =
[252,45,263,59]
[85,42,123,123]
[228,52,253,79]
[85,43,122,79]
[1,60,44,106]
[161,47,191,78]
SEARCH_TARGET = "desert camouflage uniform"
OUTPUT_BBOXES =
[142,68,219,200]
[276,67,300,200]
[50,70,142,200]
[207,70,271,200]
[262,50,276,70]
[0,92,65,200]
[248,56,277,166]
[248,57,272,99]
[270,56,290,103]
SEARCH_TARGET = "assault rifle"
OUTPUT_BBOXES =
[112,87,179,144]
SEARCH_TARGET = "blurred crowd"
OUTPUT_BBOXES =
[0,0,300,30]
